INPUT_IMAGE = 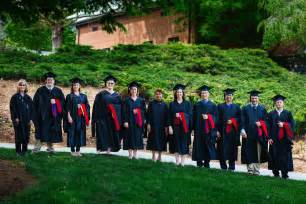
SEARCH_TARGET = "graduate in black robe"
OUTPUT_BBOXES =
[92,75,122,154]
[122,81,146,159]
[65,78,90,157]
[32,72,65,153]
[216,88,241,170]
[241,90,269,175]
[268,95,295,179]
[192,85,217,168]
[168,84,192,166]
[10,79,34,156]
[147,89,168,162]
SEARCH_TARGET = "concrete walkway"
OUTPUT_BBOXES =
[1,142,306,182]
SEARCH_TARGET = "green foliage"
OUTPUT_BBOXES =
[258,0,306,49]
[0,0,161,50]
[5,21,52,51]
[1,148,306,203]
[62,26,76,47]
[0,43,305,134]
[169,0,264,47]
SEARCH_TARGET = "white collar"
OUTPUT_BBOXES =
[251,103,258,107]
[276,109,283,113]
[46,85,54,90]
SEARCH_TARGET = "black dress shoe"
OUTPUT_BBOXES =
[282,175,289,179]
[197,161,203,167]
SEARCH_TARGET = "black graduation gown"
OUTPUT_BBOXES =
[122,96,145,150]
[146,100,168,151]
[168,100,192,155]
[268,110,295,172]
[65,93,90,148]
[241,104,269,164]
[33,86,65,143]
[10,93,34,143]
[92,90,122,152]
[216,103,241,161]
[192,100,217,161]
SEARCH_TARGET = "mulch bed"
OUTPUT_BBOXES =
[0,160,36,200]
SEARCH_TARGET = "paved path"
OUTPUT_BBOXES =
[1,142,306,181]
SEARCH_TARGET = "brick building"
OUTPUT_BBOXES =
[75,9,194,49]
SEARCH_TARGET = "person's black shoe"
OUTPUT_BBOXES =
[228,164,235,171]
[273,170,280,178]
[204,163,210,169]
[220,164,227,170]
[197,161,203,167]
[282,174,289,179]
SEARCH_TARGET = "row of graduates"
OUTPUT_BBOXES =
[10,72,295,179]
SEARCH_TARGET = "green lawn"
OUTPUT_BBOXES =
[1,148,306,204]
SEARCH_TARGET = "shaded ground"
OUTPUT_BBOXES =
[1,79,306,172]
[0,160,36,200]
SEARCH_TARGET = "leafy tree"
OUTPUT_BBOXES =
[165,0,265,47]
[0,0,157,51]
[258,0,306,52]
[5,21,52,51]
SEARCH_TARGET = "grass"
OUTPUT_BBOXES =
[1,148,306,204]
[0,43,305,134]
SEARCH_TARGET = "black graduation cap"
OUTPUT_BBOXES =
[70,77,84,84]
[128,81,141,89]
[247,90,261,96]
[173,84,186,91]
[43,71,56,79]
[272,94,286,101]
[223,88,236,95]
[197,85,211,92]
[104,75,117,83]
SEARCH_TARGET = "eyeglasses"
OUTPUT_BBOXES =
[19,84,26,87]
[107,82,115,85]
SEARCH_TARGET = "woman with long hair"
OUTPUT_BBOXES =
[65,77,90,156]
[10,79,34,156]
[168,84,192,166]
[122,81,146,159]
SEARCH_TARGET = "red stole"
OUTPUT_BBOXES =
[225,118,239,135]
[173,112,188,133]
[204,114,215,134]
[51,99,62,117]
[257,120,268,138]
[278,122,293,140]
[77,104,89,126]
[107,104,120,131]
[134,108,143,128]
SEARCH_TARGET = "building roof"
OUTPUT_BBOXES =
[69,4,161,26]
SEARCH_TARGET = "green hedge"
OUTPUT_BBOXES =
[0,43,305,135]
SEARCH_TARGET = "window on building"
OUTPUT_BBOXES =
[168,36,179,42]
[91,26,98,32]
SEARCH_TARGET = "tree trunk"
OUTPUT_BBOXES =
[51,23,63,52]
